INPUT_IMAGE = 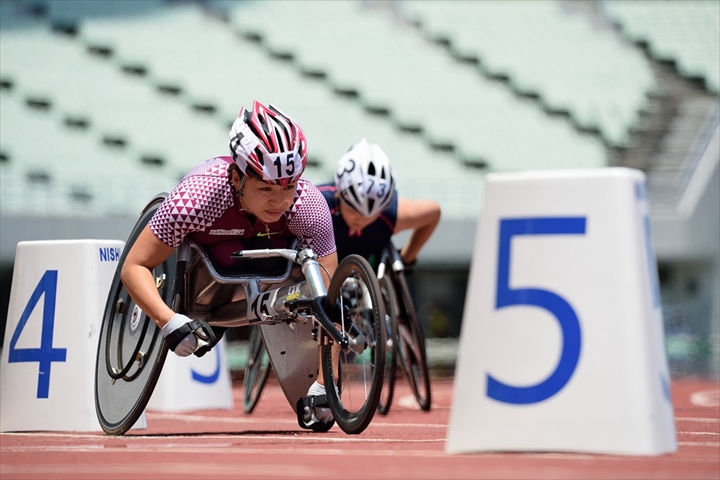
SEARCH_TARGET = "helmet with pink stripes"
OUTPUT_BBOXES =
[229,100,307,186]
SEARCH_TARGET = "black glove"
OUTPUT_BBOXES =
[162,314,218,358]
[403,258,417,275]
[397,249,416,275]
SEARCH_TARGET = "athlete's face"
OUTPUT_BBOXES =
[239,176,296,224]
[339,200,378,233]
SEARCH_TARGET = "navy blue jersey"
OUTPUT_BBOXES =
[317,183,398,263]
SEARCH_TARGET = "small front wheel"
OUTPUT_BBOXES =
[321,255,386,434]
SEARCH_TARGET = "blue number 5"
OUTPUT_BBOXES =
[8,270,67,399]
[488,217,586,405]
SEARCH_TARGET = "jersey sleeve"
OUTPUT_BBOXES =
[288,179,337,257]
[148,166,234,248]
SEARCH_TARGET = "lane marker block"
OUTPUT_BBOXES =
[447,168,676,455]
[1,240,146,432]
[147,337,233,412]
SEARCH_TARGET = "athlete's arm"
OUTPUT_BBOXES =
[393,196,441,265]
[290,180,338,287]
[317,251,338,289]
[120,226,177,328]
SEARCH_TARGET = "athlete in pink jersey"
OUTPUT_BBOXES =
[120,101,338,424]
[148,155,335,272]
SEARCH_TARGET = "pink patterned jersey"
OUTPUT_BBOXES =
[148,156,336,269]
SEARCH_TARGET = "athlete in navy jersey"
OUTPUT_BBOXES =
[320,139,440,270]
[318,184,398,264]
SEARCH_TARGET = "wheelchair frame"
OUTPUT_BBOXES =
[94,193,386,436]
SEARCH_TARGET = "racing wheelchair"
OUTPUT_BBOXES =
[376,244,432,414]
[94,193,386,435]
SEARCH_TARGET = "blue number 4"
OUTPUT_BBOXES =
[488,217,586,405]
[8,270,67,399]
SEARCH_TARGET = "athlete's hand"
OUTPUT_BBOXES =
[398,249,416,275]
[314,406,334,423]
[161,313,198,357]
[404,259,416,275]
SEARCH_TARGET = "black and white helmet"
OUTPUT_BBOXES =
[334,139,395,217]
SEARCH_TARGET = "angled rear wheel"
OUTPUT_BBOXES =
[95,194,178,435]
[377,273,398,415]
[394,269,432,411]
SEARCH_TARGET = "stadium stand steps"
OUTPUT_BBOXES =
[399,0,656,150]
[219,0,607,175]
[3,0,714,220]
[602,0,719,96]
[0,1,485,218]
[603,28,718,213]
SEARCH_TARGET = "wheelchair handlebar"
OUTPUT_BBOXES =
[230,248,301,262]
[208,246,346,347]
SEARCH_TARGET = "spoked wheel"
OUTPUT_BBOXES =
[321,255,386,434]
[243,326,271,414]
[394,269,432,411]
[377,274,398,415]
[95,194,178,435]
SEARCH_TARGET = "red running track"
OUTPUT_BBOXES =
[1,376,718,479]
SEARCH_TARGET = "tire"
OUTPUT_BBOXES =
[243,326,271,414]
[394,269,432,411]
[95,194,177,435]
[376,273,398,415]
[321,255,385,434]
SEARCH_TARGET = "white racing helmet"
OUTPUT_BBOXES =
[229,100,307,186]
[334,139,395,217]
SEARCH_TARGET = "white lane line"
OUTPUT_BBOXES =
[1,445,449,456]
[148,412,447,429]
[1,462,317,477]
[6,443,720,462]
[125,411,720,429]
[690,389,720,407]
[6,436,720,453]
[397,395,422,410]
[1,416,716,450]
[6,440,720,465]
[1,432,107,439]
[0,433,446,448]
[675,417,720,423]
[677,441,720,447]
[0,445,633,458]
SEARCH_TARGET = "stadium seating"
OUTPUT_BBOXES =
[76,2,489,217]
[225,1,608,169]
[12,0,717,220]
[0,84,178,216]
[603,0,720,94]
[401,0,656,148]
